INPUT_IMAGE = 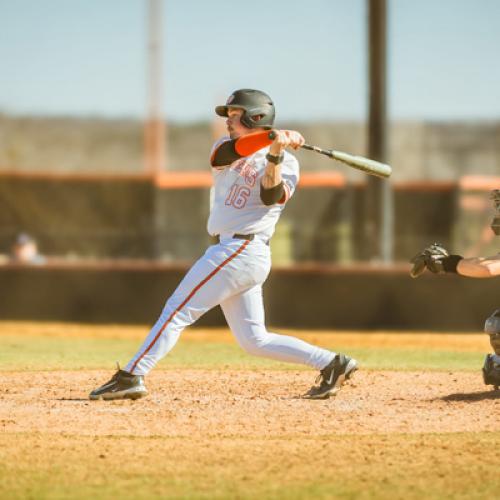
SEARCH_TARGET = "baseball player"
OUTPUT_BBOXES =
[90,88,358,401]
[410,189,500,389]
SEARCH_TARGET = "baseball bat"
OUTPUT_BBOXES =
[268,131,392,179]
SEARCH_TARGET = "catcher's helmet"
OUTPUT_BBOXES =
[215,89,275,129]
[485,309,500,336]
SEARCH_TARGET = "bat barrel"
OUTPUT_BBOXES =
[330,150,392,178]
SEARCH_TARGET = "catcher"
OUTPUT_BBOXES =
[410,189,500,390]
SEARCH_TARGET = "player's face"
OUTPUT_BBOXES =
[226,108,252,139]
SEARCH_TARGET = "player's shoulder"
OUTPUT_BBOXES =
[210,135,232,172]
[211,135,231,153]
[283,149,298,164]
[282,150,300,175]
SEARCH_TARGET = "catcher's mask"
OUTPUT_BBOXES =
[485,309,500,358]
[485,309,500,335]
[490,189,500,236]
[215,89,275,130]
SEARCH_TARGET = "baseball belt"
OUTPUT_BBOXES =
[217,234,269,245]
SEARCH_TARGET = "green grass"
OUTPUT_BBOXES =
[0,333,485,371]
[0,326,497,499]
[1,432,499,499]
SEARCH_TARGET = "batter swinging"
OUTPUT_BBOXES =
[90,89,358,401]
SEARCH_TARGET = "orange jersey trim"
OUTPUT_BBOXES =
[129,239,250,373]
[278,182,291,204]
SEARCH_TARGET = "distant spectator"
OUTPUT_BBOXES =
[11,233,45,265]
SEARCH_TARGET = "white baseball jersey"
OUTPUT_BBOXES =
[207,136,299,240]
[125,134,336,378]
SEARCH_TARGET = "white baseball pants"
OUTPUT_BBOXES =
[126,235,335,375]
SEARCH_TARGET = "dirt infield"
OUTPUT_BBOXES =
[1,323,499,498]
[2,369,498,438]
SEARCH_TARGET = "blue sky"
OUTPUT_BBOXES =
[1,0,500,122]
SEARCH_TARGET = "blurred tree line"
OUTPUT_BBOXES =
[1,114,499,181]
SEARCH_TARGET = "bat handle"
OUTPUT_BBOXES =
[268,131,326,155]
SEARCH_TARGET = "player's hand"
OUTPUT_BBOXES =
[409,243,450,278]
[269,130,305,154]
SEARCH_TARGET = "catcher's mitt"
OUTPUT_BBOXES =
[409,243,450,278]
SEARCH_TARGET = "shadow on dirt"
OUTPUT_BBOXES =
[56,398,90,402]
[437,390,500,402]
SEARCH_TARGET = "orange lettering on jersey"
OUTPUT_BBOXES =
[230,159,257,188]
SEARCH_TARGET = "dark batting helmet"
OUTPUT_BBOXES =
[215,89,275,129]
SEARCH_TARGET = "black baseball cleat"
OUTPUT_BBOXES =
[89,365,148,401]
[302,354,358,400]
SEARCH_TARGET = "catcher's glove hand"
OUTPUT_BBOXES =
[409,242,450,278]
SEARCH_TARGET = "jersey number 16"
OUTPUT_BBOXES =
[225,184,251,209]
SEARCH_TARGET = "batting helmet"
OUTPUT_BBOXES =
[215,89,275,129]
